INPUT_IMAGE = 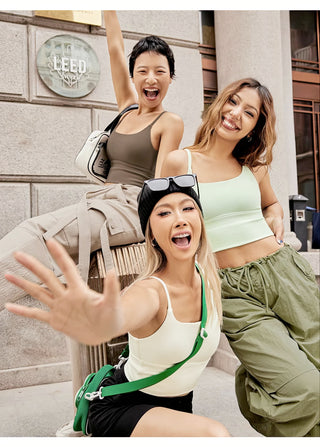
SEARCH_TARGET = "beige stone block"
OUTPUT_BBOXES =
[31,183,97,216]
[1,10,33,17]
[117,10,200,43]
[0,102,91,176]
[0,361,71,390]
[1,296,69,369]
[211,349,240,376]
[215,11,283,87]
[92,108,122,130]
[301,251,320,276]
[0,297,71,388]
[0,21,28,99]
[217,333,233,352]
[29,26,115,106]
[0,183,30,238]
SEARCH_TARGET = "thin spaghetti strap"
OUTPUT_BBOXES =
[149,276,173,311]
[115,110,166,131]
[149,111,167,126]
[183,149,193,174]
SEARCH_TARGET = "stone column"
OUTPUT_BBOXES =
[215,10,300,248]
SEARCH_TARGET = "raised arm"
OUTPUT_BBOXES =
[5,239,160,346]
[104,10,137,111]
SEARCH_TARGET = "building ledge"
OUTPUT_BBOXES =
[300,250,320,276]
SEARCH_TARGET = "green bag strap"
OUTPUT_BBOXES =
[85,265,208,401]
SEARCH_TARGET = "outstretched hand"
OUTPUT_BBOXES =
[5,239,124,346]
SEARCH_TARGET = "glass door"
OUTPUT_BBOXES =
[293,99,320,215]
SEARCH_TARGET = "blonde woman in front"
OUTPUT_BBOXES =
[5,175,230,437]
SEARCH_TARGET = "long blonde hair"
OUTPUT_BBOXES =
[138,201,222,323]
[191,78,277,168]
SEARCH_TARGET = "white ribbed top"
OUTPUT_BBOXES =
[124,276,220,397]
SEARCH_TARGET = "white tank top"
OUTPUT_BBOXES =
[124,275,220,397]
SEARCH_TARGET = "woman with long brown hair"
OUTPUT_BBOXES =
[161,78,320,437]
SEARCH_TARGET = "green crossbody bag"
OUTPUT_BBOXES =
[73,267,208,436]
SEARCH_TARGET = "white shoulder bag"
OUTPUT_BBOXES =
[75,104,138,185]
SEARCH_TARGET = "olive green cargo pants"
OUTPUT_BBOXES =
[220,245,320,437]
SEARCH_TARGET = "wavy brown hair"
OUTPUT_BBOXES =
[191,78,277,168]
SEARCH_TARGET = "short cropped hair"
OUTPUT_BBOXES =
[129,35,175,78]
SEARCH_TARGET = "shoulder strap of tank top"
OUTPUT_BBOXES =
[148,111,167,127]
[183,148,193,174]
[149,275,173,311]
[114,110,167,132]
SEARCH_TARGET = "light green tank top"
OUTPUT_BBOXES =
[184,149,273,252]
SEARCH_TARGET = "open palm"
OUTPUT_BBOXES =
[5,239,124,346]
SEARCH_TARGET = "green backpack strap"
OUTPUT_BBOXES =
[73,364,114,434]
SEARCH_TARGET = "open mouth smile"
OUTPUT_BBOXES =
[222,117,240,131]
[171,232,191,248]
[143,88,159,99]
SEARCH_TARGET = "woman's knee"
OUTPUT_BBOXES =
[278,369,320,412]
[203,419,230,437]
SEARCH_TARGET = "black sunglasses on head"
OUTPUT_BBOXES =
[143,174,200,198]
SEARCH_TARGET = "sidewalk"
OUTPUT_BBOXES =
[0,366,261,437]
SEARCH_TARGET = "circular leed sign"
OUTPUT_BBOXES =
[37,34,100,98]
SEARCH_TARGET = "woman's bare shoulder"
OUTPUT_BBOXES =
[123,277,162,308]
[161,148,189,176]
[251,164,269,183]
[129,276,162,294]
[159,111,184,130]
[162,111,183,122]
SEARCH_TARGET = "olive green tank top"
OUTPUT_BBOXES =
[184,149,273,252]
[106,112,166,187]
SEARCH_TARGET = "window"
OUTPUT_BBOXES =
[200,11,217,110]
[290,11,319,74]
[201,10,215,47]
[293,99,320,213]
